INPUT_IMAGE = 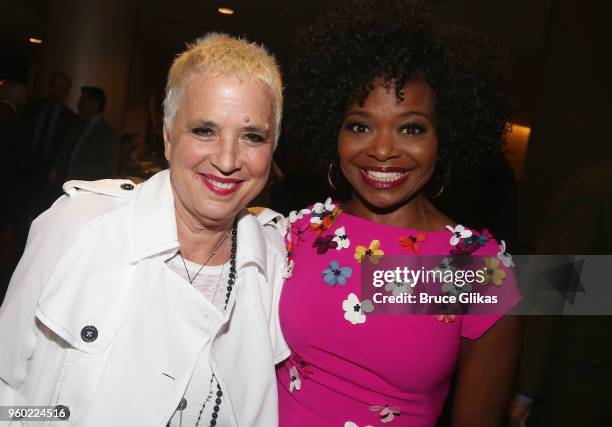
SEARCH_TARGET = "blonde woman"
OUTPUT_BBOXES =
[0,33,289,426]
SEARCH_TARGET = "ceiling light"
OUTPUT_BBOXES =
[29,37,43,44]
[217,7,234,15]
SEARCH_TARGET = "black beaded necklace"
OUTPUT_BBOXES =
[194,219,236,427]
[168,220,237,427]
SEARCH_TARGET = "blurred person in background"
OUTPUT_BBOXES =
[23,71,79,217]
[51,86,118,183]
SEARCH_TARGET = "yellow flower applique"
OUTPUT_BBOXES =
[354,240,384,264]
[481,257,506,287]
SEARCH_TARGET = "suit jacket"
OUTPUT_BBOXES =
[58,116,118,181]
[24,98,78,171]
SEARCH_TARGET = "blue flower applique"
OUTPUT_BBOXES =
[322,260,353,286]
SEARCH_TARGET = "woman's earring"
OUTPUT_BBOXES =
[327,161,339,190]
[429,169,450,199]
[430,183,445,199]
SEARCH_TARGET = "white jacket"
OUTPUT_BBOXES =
[0,170,289,426]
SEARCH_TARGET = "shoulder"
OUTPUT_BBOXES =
[98,119,117,136]
[33,178,138,243]
[249,207,287,258]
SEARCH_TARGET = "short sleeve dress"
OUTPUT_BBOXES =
[276,199,521,427]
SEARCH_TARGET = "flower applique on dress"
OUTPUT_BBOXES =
[436,314,456,324]
[289,208,311,224]
[310,198,338,232]
[369,404,401,423]
[458,229,491,253]
[445,224,473,246]
[284,259,295,279]
[310,206,342,235]
[343,293,374,324]
[354,240,384,264]
[289,366,302,393]
[431,257,456,283]
[442,280,472,297]
[384,279,414,297]
[446,228,491,267]
[313,234,338,254]
[344,422,374,427]
[397,234,427,253]
[481,257,506,286]
[322,261,353,286]
[286,352,313,394]
[332,226,350,250]
[497,240,515,268]
[310,197,335,223]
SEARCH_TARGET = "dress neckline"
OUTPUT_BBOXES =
[338,209,451,234]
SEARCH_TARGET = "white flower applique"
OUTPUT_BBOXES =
[445,224,473,246]
[289,366,301,393]
[497,240,515,268]
[284,259,295,279]
[343,293,374,324]
[344,422,374,427]
[442,280,472,296]
[289,208,311,224]
[431,257,456,282]
[332,226,350,250]
[310,197,336,224]
[384,278,414,297]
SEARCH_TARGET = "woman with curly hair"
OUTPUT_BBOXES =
[276,1,521,426]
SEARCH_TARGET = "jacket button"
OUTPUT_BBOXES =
[80,325,98,342]
[54,405,70,420]
[177,398,187,411]
[121,183,134,191]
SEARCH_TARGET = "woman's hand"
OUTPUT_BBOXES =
[506,393,533,426]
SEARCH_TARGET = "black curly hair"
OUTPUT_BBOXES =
[283,0,511,192]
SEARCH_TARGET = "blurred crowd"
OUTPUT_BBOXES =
[0,72,164,289]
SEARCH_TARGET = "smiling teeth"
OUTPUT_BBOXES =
[366,170,405,181]
[209,180,236,190]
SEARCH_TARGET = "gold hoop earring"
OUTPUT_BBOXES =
[429,183,445,199]
[429,169,450,199]
[327,161,338,190]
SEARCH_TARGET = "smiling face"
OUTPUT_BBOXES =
[164,72,275,227]
[338,78,438,212]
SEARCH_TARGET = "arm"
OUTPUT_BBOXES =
[452,316,523,427]
[0,210,59,403]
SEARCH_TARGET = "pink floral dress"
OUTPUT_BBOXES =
[277,200,520,427]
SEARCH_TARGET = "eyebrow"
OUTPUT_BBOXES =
[243,125,270,135]
[186,120,270,135]
[345,110,432,121]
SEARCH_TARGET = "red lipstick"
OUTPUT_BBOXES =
[359,167,410,190]
[198,173,243,196]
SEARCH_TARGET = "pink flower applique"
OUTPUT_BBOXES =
[369,404,401,423]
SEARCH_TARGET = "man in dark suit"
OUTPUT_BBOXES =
[24,71,79,216]
[53,86,117,182]
[25,71,78,171]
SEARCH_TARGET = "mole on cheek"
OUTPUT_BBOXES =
[243,116,250,123]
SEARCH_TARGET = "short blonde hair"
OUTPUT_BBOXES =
[163,33,283,144]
